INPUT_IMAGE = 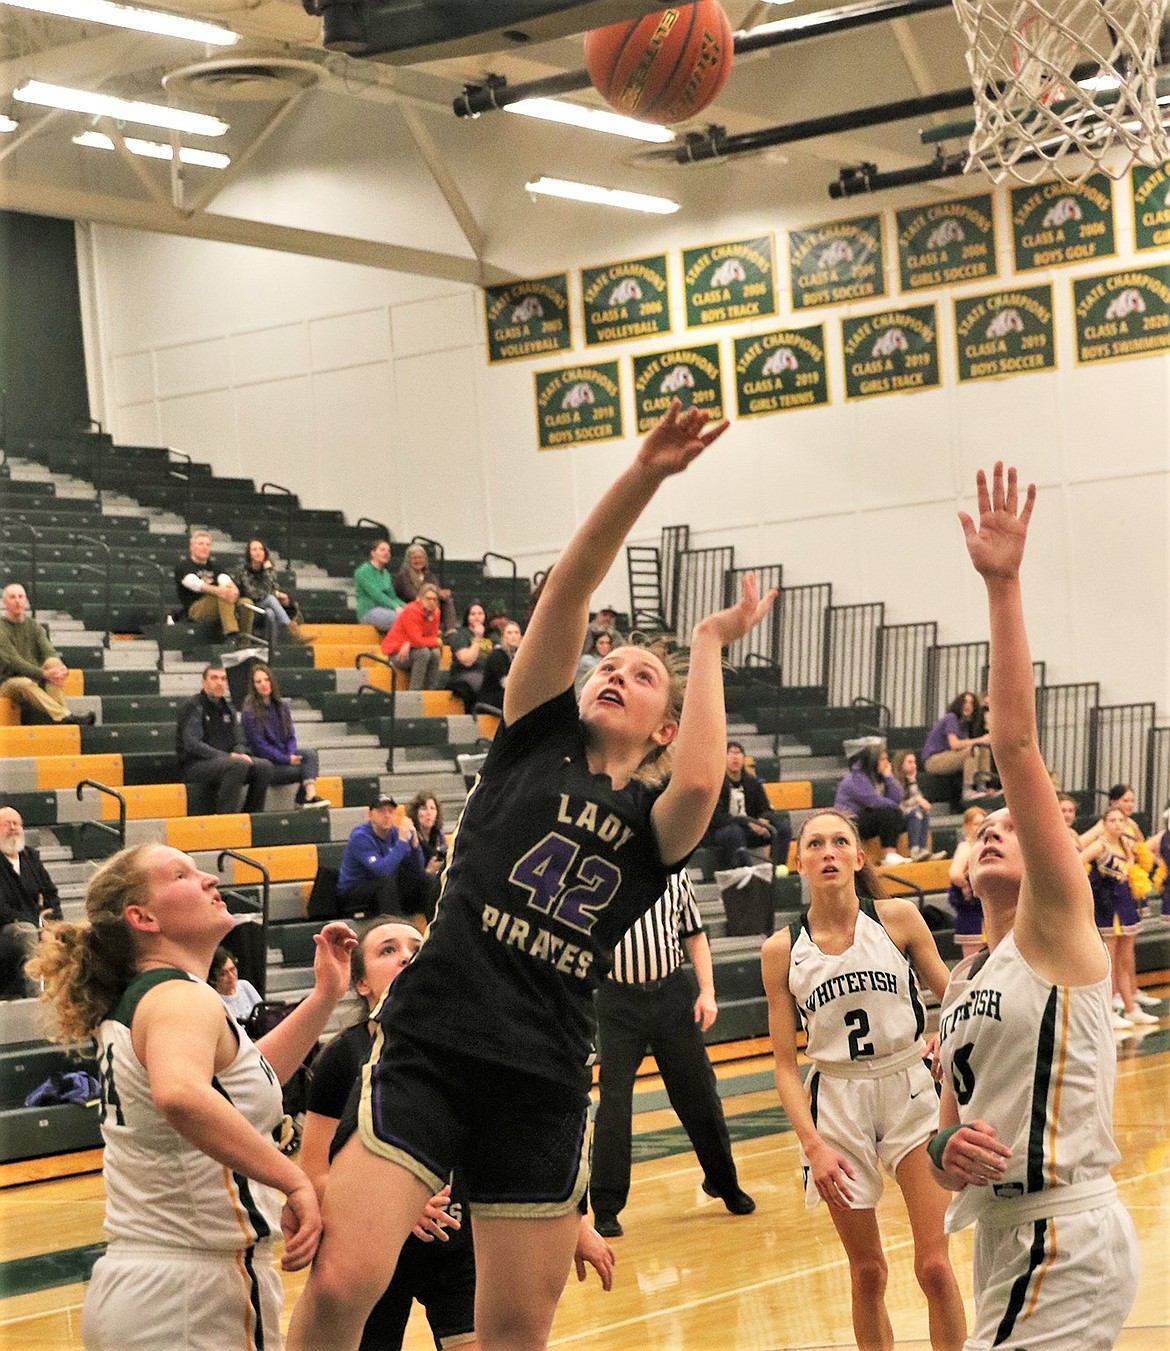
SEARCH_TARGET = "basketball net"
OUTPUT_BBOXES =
[951,0,1170,182]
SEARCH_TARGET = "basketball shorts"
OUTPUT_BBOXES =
[82,1241,281,1351]
[360,1232,477,1351]
[339,1024,590,1220]
[966,1198,1138,1349]
[802,1055,939,1210]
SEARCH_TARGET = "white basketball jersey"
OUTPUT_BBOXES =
[788,900,927,1070]
[96,969,284,1250]
[937,933,1120,1231]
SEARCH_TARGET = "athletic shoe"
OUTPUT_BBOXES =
[593,1213,622,1239]
[909,847,929,862]
[1112,994,1126,1012]
[1111,1011,1134,1031]
[298,796,332,809]
[881,852,911,866]
[1134,991,1161,1008]
[929,850,949,860]
[1126,1008,1159,1025]
[701,1181,756,1215]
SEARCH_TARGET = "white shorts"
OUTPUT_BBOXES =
[967,1199,1138,1349]
[801,1055,938,1210]
[83,1241,282,1351]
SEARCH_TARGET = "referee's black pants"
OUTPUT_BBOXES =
[590,968,740,1218]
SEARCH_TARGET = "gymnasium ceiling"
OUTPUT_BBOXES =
[0,0,981,282]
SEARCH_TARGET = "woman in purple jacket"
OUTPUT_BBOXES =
[834,744,909,865]
[241,663,330,808]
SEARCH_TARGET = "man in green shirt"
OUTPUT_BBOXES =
[0,583,90,724]
[353,539,400,634]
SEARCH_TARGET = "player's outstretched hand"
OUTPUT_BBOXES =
[696,572,777,647]
[412,1183,461,1242]
[958,462,1036,583]
[940,1120,1012,1188]
[636,398,729,481]
[280,1176,323,1270]
[575,1218,616,1292]
[311,921,358,1004]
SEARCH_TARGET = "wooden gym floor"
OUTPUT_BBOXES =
[1,1004,1167,1350]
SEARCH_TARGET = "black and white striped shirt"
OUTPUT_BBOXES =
[610,871,704,985]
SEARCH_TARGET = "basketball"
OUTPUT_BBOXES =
[584,2,734,125]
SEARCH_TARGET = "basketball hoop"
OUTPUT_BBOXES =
[951,0,1170,183]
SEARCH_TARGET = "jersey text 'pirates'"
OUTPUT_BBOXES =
[938,933,1120,1232]
[97,969,284,1250]
[381,689,678,1093]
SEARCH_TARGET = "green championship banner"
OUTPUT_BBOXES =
[483,274,572,364]
[632,343,724,432]
[683,236,777,328]
[788,215,885,310]
[896,194,997,292]
[841,304,940,401]
[1009,176,1116,272]
[733,326,829,417]
[1131,161,1170,252]
[581,255,672,346]
[1072,265,1170,366]
[953,285,1055,383]
[533,361,623,450]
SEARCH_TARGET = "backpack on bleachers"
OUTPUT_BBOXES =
[306,865,341,920]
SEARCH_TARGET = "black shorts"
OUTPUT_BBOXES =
[359,1233,477,1351]
[338,1024,590,1219]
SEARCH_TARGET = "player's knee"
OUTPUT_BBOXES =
[309,1243,388,1315]
[913,1249,955,1298]
[850,1252,888,1299]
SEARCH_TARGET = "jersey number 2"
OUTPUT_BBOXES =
[845,1008,875,1060]
[509,832,621,935]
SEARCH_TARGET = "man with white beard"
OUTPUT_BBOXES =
[0,807,61,999]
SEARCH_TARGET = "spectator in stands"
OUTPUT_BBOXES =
[239,539,304,643]
[921,692,990,804]
[948,805,988,958]
[476,619,521,714]
[210,945,263,1023]
[29,844,355,1350]
[176,664,272,815]
[583,602,623,655]
[575,630,612,694]
[241,663,329,808]
[0,582,92,726]
[0,806,61,999]
[406,791,447,927]
[834,744,908,866]
[394,544,455,630]
[380,584,444,690]
[354,540,400,634]
[891,750,941,861]
[174,529,254,643]
[705,741,793,871]
[337,795,426,918]
[445,601,494,715]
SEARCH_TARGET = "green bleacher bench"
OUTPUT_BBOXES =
[81,724,173,755]
[377,717,448,749]
[316,841,347,871]
[250,811,333,849]
[316,692,393,725]
[0,791,58,825]
[82,670,160,696]
[811,780,838,808]
[54,646,105,669]
[0,1102,103,1164]
[702,997,768,1044]
[121,753,182,785]
[0,1044,98,1107]
[96,695,185,722]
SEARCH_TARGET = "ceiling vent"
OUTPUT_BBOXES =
[163,56,323,103]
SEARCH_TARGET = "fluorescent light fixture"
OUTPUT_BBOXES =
[73,129,230,167]
[744,0,916,39]
[1077,74,1120,92]
[0,0,237,43]
[506,97,675,143]
[14,81,228,135]
[525,175,679,213]
[0,114,17,132]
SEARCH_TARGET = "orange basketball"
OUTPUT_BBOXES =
[584,2,734,125]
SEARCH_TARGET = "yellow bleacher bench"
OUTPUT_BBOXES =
[230,844,319,885]
[108,784,188,821]
[764,781,813,811]
[0,725,81,758]
[166,814,251,853]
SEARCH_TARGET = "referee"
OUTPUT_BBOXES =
[589,871,755,1238]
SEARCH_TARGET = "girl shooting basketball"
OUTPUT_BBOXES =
[288,402,775,1351]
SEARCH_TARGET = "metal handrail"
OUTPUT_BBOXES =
[260,482,296,567]
[851,695,892,732]
[6,521,41,612]
[878,869,926,907]
[165,448,194,532]
[76,779,126,850]
[73,534,112,648]
[481,550,518,625]
[356,651,397,772]
[743,652,785,763]
[238,599,274,665]
[356,517,390,543]
[217,849,271,999]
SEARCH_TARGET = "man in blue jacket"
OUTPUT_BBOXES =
[337,794,426,917]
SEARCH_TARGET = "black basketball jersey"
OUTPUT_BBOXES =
[380,688,678,1092]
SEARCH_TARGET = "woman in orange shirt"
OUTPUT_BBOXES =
[381,583,443,690]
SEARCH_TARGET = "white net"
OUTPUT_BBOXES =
[951,0,1170,182]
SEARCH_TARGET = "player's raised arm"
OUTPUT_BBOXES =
[958,464,1102,980]
[504,401,728,726]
